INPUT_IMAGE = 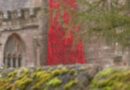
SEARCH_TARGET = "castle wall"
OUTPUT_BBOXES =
[0,27,40,67]
[0,0,129,67]
[85,37,130,67]
[0,5,44,67]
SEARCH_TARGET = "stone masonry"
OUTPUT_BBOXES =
[0,0,129,68]
[0,0,46,67]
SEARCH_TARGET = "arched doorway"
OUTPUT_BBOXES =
[3,33,25,68]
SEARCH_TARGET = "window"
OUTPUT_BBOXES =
[4,33,25,68]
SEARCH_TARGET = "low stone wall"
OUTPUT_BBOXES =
[0,64,101,90]
[0,64,129,90]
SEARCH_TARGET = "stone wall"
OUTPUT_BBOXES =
[0,0,129,67]
[85,36,130,67]
[81,0,130,67]
[0,64,129,90]
[0,0,49,67]
[0,64,101,90]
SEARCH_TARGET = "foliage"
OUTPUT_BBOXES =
[47,77,62,87]
[90,68,130,90]
[64,79,78,90]
[76,0,130,47]
[0,67,80,90]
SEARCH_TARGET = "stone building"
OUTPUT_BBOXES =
[0,0,130,68]
[0,0,48,67]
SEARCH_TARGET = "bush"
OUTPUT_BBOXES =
[90,68,130,90]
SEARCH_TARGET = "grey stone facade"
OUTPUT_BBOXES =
[85,37,130,67]
[0,0,47,67]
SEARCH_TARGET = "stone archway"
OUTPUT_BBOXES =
[3,33,25,68]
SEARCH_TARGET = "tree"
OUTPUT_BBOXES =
[76,0,130,47]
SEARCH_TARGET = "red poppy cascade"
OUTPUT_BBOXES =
[48,0,86,65]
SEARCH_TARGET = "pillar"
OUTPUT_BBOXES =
[10,55,13,67]
[39,0,49,65]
